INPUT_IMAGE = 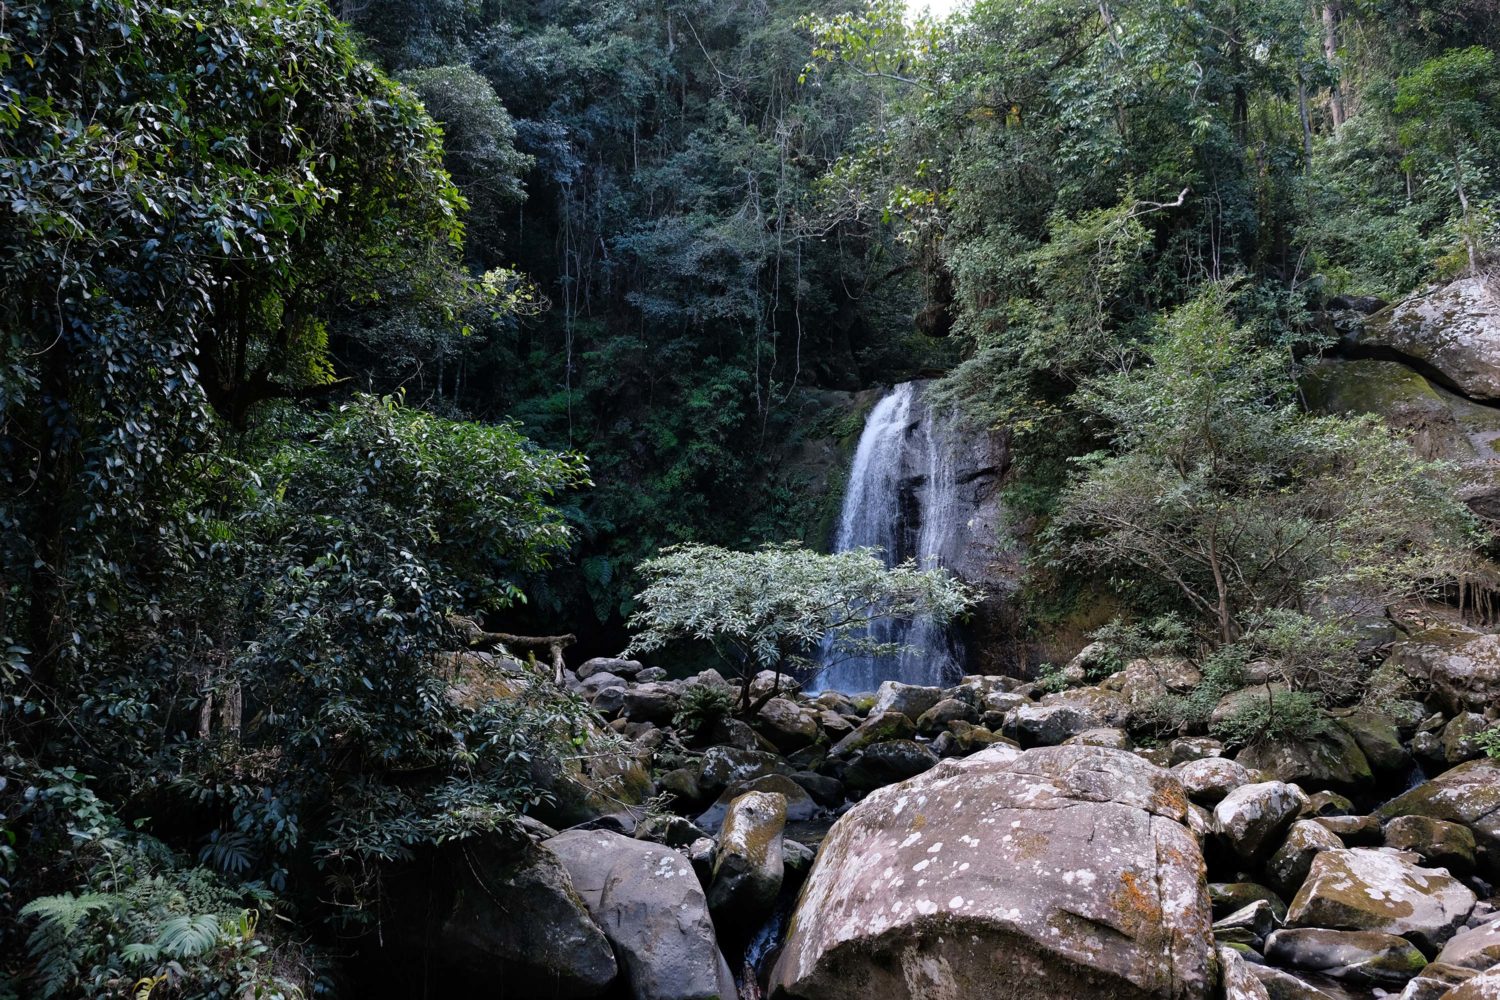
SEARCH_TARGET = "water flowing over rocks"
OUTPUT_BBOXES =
[768,745,1215,1000]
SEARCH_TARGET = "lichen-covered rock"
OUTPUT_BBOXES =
[1063,726,1134,749]
[1386,816,1479,877]
[1399,964,1480,1000]
[1443,713,1491,765]
[1173,757,1254,805]
[1436,920,1500,972]
[1245,964,1343,1000]
[769,745,1214,1000]
[1264,927,1428,986]
[696,773,819,833]
[1377,759,1500,881]
[1220,944,1273,1000]
[1214,781,1309,862]
[1214,900,1280,948]
[1350,277,1500,399]
[545,830,734,1000]
[914,696,979,734]
[578,657,645,680]
[1387,626,1500,716]
[1008,701,1101,745]
[622,683,680,724]
[868,680,944,721]
[755,697,822,752]
[1286,848,1477,954]
[1441,966,1500,1000]
[1211,883,1288,921]
[1267,820,1344,896]
[699,746,788,795]
[828,709,917,757]
[1336,710,1412,776]
[708,791,786,923]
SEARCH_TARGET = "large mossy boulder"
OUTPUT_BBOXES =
[1377,759,1500,881]
[1286,848,1476,955]
[545,830,735,1000]
[769,745,1215,1000]
[1386,626,1500,716]
[1235,727,1374,795]
[1346,277,1500,401]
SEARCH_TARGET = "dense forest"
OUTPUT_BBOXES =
[3,0,1500,997]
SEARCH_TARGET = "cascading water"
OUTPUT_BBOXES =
[810,381,968,693]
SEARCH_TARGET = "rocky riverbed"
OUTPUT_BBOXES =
[359,623,1500,1000]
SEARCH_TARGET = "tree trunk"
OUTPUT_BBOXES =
[1455,155,1480,274]
[1297,71,1315,168]
[1322,2,1345,130]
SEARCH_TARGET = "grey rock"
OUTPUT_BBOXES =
[1264,927,1428,986]
[546,830,732,1000]
[769,745,1215,1000]
[707,791,786,923]
[1214,781,1309,862]
[1286,848,1477,954]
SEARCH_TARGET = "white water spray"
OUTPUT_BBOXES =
[812,381,967,692]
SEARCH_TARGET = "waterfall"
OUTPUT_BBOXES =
[811,381,967,693]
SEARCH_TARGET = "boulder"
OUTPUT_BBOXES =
[1399,964,1479,1000]
[1170,737,1227,764]
[1103,656,1204,713]
[1007,702,1101,745]
[578,657,644,680]
[842,739,939,791]
[1441,967,1500,1000]
[1215,900,1280,948]
[1235,728,1374,794]
[790,771,845,809]
[1063,726,1133,749]
[622,683,679,725]
[1245,964,1343,1000]
[1039,685,1133,727]
[1444,713,1491,765]
[749,669,800,702]
[914,697,978,734]
[1264,927,1428,986]
[756,697,822,752]
[1387,626,1500,716]
[1386,816,1479,877]
[1267,820,1345,896]
[868,680,944,721]
[1377,759,1500,881]
[1212,883,1289,921]
[1336,711,1412,776]
[391,839,617,996]
[1349,277,1500,401]
[1221,944,1274,1000]
[708,791,786,923]
[1305,791,1355,817]
[696,773,819,833]
[1314,814,1385,846]
[1214,781,1309,862]
[699,746,788,796]
[1286,848,1477,954]
[829,710,917,757]
[545,830,734,1000]
[1174,757,1254,805]
[1436,921,1500,971]
[769,745,1215,1000]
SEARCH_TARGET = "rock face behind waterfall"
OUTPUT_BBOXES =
[769,744,1215,1000]
[815,380,1018,690]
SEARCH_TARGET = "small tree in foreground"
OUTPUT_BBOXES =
[625,543,978,712]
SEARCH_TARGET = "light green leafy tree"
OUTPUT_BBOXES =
[626,543,977,711]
